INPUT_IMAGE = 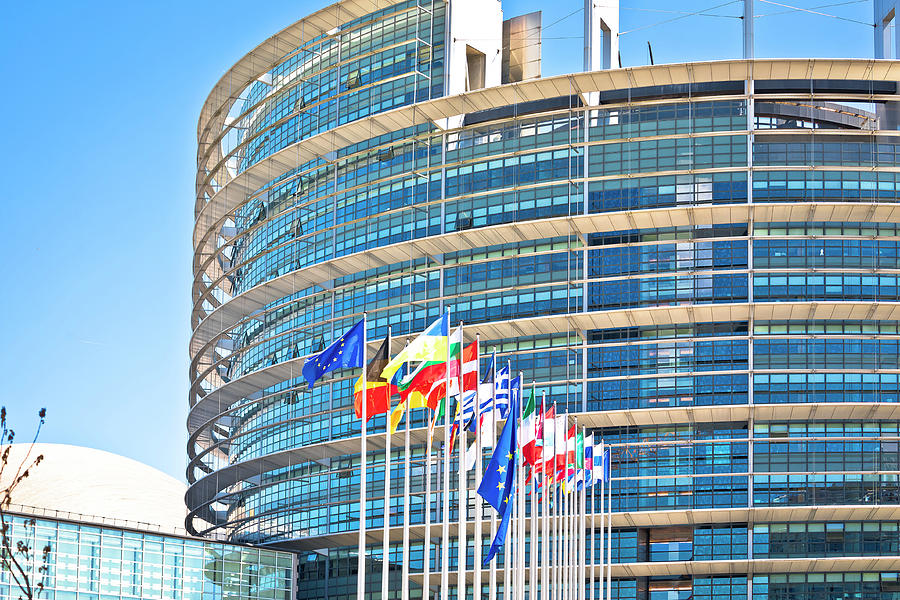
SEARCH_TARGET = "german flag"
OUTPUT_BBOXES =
[354,335,396,421]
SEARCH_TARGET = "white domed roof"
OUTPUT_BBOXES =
[1,444,187,532]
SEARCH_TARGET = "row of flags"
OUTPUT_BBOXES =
[300,311,616,600]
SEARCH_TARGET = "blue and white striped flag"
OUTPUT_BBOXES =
[494,366,511,419]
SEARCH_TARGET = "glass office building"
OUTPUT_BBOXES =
[190,0,900,598]
[0,512,294,600]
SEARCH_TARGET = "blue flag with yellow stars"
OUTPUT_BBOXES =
[477,381,520,564]
[302,319,365,390]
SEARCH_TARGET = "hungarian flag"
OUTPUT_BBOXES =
[354,335,396,421]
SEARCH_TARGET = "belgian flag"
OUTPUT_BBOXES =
[354,335,396,421]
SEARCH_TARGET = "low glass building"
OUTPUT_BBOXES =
[189,0,900,598]
[0,514,294,600]
[0,444,295,600]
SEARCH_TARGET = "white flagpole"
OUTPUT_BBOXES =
[568,425,574,600]
[424,407,433,600]
[401,362,411,600]
[488,351,498,600]
[540,393,549,600]
[441,312,452,600]
[606,448,612,600]
[382,326,392,600]
[579,428,586,600]
[597,442,605,600]
[552,409,559,600]
[472,334,484,600]
[563,422,569,600]
[559,415,565,600]
[530,468,537,600]
[457,322,466,600]
[474,334,483,600]
[503,368,511,600]
[529,383,537,600]
[517,373,526,600]
[502,367,510,600]
[358,313,368,600]
[589,439,596,600]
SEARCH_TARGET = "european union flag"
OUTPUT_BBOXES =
[477,381,519,564]
[302,319,365,390]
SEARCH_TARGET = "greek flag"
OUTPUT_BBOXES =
[494,366,510,419]
[456,390,478,429]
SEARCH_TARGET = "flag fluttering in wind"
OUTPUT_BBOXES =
[554,415,567,482]
[574,430,585,489]
[449,341,480,451]
[302,319,366,390]
[563,425,576,491]
[542,405,556,485]
[385,314,450,433]
[477,379,520,565]
[584,434,594,487]
[353,334,396,421]
[522,387,540,467]
[494,366,511,419]
[380,313,449,384]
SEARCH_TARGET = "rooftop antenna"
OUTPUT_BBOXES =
[647,41,654,65]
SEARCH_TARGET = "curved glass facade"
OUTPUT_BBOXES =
[192,3,900,598]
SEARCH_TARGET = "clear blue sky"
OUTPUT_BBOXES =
[0,0,875,481]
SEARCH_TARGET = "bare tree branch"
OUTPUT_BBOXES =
[0,407,50,600]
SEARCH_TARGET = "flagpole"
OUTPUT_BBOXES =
[552,408,559,600]
[382,326,393,600]
[530,466,537,600]
[529,382,537,600]
[441,311,451,600]
[358,312,368,600]
[561,420,567,600]
[510,369,517,600]
[474,334,483,600]
[588,438,596,600]
[570,421,576,600]
[576,428,581,600]
[597,442,605,600]
[501,364,510,600]
[606,447,612,600]
[489,351,498,600]
[401,362,411,600]
[424,406,433,600]
[580,428,586,600]
[563,443,568,600]
[540,393,548,600]
[517,373,526,600]
[457,322,466,600]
